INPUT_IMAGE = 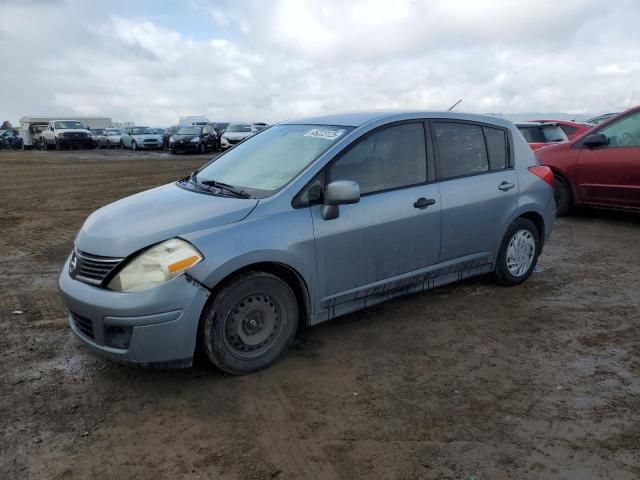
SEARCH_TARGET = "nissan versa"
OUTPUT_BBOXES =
[59,111,556,374]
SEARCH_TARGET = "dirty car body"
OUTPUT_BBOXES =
[59,111,556,372]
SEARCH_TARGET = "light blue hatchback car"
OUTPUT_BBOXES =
[59,111,556,374]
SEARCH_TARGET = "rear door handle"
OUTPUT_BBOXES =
[498,181,515,191]
[413,197,436,209]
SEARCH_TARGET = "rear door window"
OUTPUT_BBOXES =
[329,123,427,195]
[433,122,489,179]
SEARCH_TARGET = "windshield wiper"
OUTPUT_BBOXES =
[201,179,251,199]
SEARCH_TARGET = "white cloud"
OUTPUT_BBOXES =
[1,0,639,125]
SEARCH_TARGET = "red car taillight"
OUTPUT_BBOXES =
[528,166,554,187]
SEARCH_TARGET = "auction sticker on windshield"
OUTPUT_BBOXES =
[304,128,346,140]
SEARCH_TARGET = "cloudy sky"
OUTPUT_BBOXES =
[1,0,639,126]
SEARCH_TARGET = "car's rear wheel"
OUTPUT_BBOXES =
[554,175,571,216]
[494,217,540,286]
[203,272,299,374]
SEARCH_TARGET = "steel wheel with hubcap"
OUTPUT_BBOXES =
[494,217,540,286]
[132,141,138,151]
[506,230,536,277]
[203,271,299,374]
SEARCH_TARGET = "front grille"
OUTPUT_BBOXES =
[66,132,86,138]
[70,311,95,339]
[143,139,158,143]
[228,138,242,144]
[73,249,123,286]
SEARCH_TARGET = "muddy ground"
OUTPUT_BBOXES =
[1,148,639,480]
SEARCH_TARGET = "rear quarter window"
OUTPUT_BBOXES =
[483,126,508,170]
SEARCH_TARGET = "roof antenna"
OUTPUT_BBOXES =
[447,99,463,111]
[627,91,636,109]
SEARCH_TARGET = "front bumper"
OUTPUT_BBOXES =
[58,256,210,367]
[171,141,199,152]
[59,136,90,146]
[138,141,162,149]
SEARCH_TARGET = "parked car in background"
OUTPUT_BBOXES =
[210,122,229,134]
[163,126,179,148]
[89,128,106,148]
[152,128,166,137]
[120,127,163,150]
[0,129,22,149]
[219,122,256,149]
[530,120,593,140]
[536,105,640,215]
[40,120,92,150]
[100,128,123,148]
[169,125,219,154]
[586,112,620,125]
[58,111,555,374]
[516,122,568,150]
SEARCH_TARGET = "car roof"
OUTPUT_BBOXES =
[280,110,514,128]
[516,121,559,127]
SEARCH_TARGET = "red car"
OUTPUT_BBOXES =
[536,105,640,215]
[531,119,594,140]
[515,122,568,150]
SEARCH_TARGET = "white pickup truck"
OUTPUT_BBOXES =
[40,120,93,150]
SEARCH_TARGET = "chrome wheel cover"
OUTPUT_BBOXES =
[506,229,536,277]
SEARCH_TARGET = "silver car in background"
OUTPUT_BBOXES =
[120,126,163,150]
[59,111,555,374]
[101,128,123,148]
[219,121,267,149]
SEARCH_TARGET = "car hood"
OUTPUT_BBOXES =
[132,134,161,140]
[224,132,252,139]
[61,129,90,134]
[172,134,198,141]
[75,182,258,257]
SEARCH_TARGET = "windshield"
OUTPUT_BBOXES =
[196,124,351,196]
[55,121,85,129]
[176,127,201,135]
[226,123,252,133]
[106,129,122,135]
[132,127,153,135]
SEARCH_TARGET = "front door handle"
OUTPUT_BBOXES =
[413,197,436,209]
[498,181,515,191]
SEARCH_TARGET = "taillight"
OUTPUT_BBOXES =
[528,166,554,187]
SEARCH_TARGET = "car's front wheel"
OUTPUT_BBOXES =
[132,141,138,151]
[203,272,299,374]
[494,217,540,286]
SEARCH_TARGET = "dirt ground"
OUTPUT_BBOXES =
[1,148,639,480]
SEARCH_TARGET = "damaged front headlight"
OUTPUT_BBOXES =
[108,238,203,292]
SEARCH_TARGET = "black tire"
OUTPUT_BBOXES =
[132,141,138,151]
[203,272,299,374]
[493,217,540,286]
[198,142,205,154]
[120,140,124,149]
[554,175,571,217]
[55,139,63,151]
[170,148,177,154]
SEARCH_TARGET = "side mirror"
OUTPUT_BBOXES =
[321,180,360,220]
[583,133,608,148]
